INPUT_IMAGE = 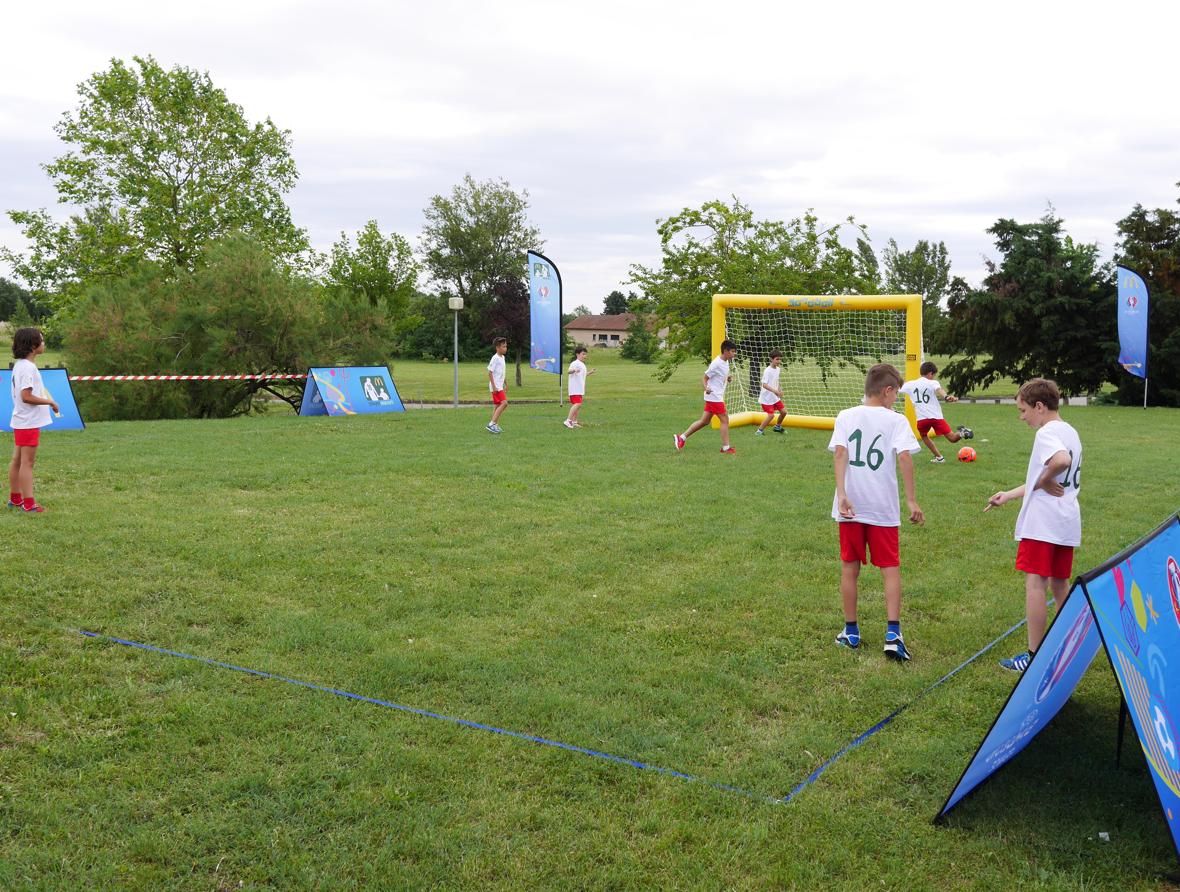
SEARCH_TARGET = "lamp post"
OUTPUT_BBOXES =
[448,297,463,408]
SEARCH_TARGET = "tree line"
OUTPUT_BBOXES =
[3,56,1177,418]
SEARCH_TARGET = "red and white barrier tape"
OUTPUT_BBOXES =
[68,373,309,382]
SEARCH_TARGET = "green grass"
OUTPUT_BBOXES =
[3,358,1179,889]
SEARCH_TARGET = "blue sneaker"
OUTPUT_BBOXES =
[1000,651,1032,673]
[835,629,861,649]
[6,500,19,510]
[884,632,912,662]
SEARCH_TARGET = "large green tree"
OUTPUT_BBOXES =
[880,238,965,350]
[939,212,1116,397]
[2,55,307,309]
[602,290,629,315]
[1114,195,1180,406]
[420,174,542,340]
[326,220,417,313]
[629,198,880,380]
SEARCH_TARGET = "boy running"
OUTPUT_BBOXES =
[831,363,924,661]
[900,361,972,462]
[486,337,508,434]
[755,350,786,436]
[564,346,595,428]
[986,378,1082,673]
[674,340,737,454]
[9,327,58,514]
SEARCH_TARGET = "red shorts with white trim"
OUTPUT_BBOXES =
[1016,538,1074,579]
[761,401,785,413]
[839,522,900,568]
[704,401,727,415]
[13,428,40,447]
[569,394,583,404]
[917,418,952,437]
[491,390,507,405]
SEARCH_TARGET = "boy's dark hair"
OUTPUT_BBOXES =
[1018,378,1061,411]
[920,361,937,376]
[769,350,782,360]
[493,337,507,348]
[12,327,44,360]
[575,346,588,356]
[865,363,903,396]
[720,339,738,353]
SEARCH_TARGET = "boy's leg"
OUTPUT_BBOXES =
[8,445,22,505]
[921,432,942,459]
[757,412,772,433]
[775,411,787,429]
[945,430,962,443]
[491,400,508,424]
[881,566,902,623]
[16,446,35,503]
[840,560,861,622]
[681,412,712,440]
[1026,573,1051,651]
[718,413,731,449]
[566,402,579,423]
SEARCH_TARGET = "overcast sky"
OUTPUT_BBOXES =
[2,0,1178,311]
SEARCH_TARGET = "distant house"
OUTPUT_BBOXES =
[563,313,668,348]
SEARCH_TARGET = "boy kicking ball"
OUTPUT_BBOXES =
[831,363,924,661]
[900,361,972,462]
[754,350,786,436]
[674,340,737,454]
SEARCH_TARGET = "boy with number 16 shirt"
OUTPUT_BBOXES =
[900,361,972,462]
[986,378,1082,673]
[830,363,924,661]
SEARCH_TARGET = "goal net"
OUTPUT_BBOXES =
[712,294,923,430]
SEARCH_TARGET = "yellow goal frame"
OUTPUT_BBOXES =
[711,293,923,431]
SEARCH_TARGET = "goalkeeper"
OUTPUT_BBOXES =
[754,350,787,436]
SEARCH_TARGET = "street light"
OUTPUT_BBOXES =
[448,297,464,408]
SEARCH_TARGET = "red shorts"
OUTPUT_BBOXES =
[839,522,900,568]
[13,428,40,447]
[761,401,785,413]
[1016,538,1074,579]
[917,418,952,437]
[704,401,727,415]
[491,390,507,405]
[569,394,583,404]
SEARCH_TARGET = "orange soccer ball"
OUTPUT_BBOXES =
[958,446,977,462]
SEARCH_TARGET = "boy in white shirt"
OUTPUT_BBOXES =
[985,378,1082,673]
[754,350,786,436]
[8,328,59,514]
[674,340,737,454]
[564,346,595,429]
[830,363,924,660]
[486,337,508,434]
[900,361,972,462]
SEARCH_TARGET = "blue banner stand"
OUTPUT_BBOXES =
[937,514,1180,861]
[299,366,404,417]
[1,367,86,432]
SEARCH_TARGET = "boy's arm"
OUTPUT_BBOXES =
[834,446,855,518]
[897,451,924,524]
[985,483,1026,511]
[1033,450,1071,497]
[20,387,58,412]
[488,370,496,388]
[936,387,957,402]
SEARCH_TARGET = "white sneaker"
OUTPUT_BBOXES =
[487,422,501,434]
[931,456,945,463]
[564,419,575,428]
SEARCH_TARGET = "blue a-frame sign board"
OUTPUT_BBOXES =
[1,368,85,432]
[299,366,405,417]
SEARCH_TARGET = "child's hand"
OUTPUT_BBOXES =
[1041,479,1066,498]
[50,402,60,413]
[838,496,855,519]
[908,500,924,525]
[946,395,958,402]
[984,491,1008,511]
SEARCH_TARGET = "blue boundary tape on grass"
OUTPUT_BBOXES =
[781,616,1030,803]
[77,630,782,805]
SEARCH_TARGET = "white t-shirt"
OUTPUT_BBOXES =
[704,356,729,402]
[487,353,506,392]
[10,359,52,430]
[759,365,782,405]
[1014,419,1082,547]
[567,359,588,396]
[828,405,921,527]
[901,377,944,421]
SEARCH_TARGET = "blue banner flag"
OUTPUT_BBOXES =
[299,366,404,416]
[1082,515,1180,855]
[527,251,562,375]
[1,368,86,431]
[1117,266,1149,379]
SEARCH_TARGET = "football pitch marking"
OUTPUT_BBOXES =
[78,616,1032,805]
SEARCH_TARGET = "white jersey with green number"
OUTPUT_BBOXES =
[901,377,944,421]
[828,405,921,526]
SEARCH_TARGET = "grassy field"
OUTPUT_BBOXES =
[3,355,1179,889]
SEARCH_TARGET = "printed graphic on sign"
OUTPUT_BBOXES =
[527,251,562,375]
[299,367,404,417]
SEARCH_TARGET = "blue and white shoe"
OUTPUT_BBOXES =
[958,426,974,440]
[884,631,912,661]
[754,429,765,436]
[835,629,861,649]
[486,422,502,434]
[1000,651,1032,673]
[6,500,20,510]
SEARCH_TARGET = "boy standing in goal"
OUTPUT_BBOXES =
[675,340,737,454]
[985,378,1082,673]
[900,361,972,462]
[754,350,786,436]
[830,363,924,660]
